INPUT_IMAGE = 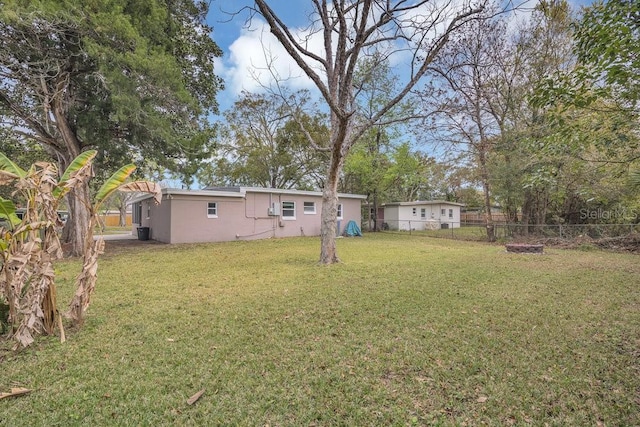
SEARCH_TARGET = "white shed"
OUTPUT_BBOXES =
[382,201,464,231]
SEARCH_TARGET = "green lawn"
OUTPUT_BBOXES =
[1,234,639,425]
[94,225,133,235]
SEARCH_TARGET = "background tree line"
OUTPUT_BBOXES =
[204,1,638,242]
[2,0,638,260]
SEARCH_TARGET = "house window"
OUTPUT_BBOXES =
[282,201,296,219]
[207,202,218,218]
[412,207,417,216]
[421,208,426,219]
[303,201,316,214]
[147,203,151,219]
[449,209,453,218]
[441,208,446,216]
[337,203,343,219]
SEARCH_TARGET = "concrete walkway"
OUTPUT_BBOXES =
[95,233,137,241]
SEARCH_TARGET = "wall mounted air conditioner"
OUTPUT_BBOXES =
[268,202,280,216]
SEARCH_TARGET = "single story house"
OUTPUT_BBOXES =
[129,187,366,244]
[382,201,464,231]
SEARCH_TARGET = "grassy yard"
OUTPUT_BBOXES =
[94,225,133,235]
[1,234,638,425]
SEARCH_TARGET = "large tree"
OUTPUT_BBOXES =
[424,11,508,240]
[573,0,640,109]
[204,91,328,189]
[253,0,489,264]
[0,0,222,255]
[485,0,639,230]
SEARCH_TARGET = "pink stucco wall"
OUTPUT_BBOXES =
[133,189,364,244]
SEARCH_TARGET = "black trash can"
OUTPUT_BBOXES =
[137,227,150,241]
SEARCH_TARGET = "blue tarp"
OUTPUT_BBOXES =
[343,220,362,237]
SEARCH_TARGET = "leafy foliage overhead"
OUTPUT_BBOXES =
[573,0,640,106]
[0,0,223,176]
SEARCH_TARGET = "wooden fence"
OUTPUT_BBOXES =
[97,212,132,227]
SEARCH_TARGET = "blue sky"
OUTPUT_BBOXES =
[207,1,314,114]
[207,0,596,116]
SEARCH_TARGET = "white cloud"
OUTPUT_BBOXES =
[222,20,321,96]
[217,1,538,107]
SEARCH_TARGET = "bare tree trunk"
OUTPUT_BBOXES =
[372,128,381,232]
[372,190,378,232]
[482,179,495,241]
[535,190,548,226]
[62,182,92,257]
[53,93,92,257]
[118,204,127,227]
[319,148,343,264]
[478,151,495,242]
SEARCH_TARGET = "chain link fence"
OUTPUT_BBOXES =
[364,219,640,242]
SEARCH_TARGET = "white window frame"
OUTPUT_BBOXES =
[207,202,218,218]
[303,201,316,214]
[421,208,426,219]
[441,208,446,216]
[337,203,343,220]
[449,208,454,218]
[282,201,296,220]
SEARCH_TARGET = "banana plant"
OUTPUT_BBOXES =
[0,149,161,346]
[0,155,66,347]
[0,151,26,178]
[67,161,161,325]
[0,152,26,237]
[0,198,21,256]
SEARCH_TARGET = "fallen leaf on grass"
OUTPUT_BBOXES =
[0,387,32,400]
[476,396,488,403]
[187,389,205,405]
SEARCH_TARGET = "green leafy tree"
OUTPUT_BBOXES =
[485,0,579,230]
[573,0,640,108]
[384,143,434,203]
[344,54,414,230]
[342,128,392,230]
[0,0,222,256]
[204,91,328,190]
[521,0,640,227]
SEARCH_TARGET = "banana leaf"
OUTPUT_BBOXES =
[0,152,26,178]
[0,197,21,228]
[53,150,97,198]
[118,181,162,205]
[94,164,136,210]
